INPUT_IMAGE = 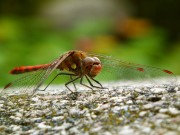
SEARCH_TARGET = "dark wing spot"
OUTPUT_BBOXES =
[163,69,173,74]
[137,67,144,72]
[4,82,12,89]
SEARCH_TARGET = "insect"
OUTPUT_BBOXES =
[1,50,176,96]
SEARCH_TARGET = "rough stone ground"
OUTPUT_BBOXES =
[0,78,180,135]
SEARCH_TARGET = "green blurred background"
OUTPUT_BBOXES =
[0,0,180,87]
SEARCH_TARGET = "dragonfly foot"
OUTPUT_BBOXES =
[67,92,79,100]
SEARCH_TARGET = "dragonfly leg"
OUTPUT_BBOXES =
[80,76,93,90]
[65,76,81,92]
[70,75,77,91]
[38,72,76,91]
[87,76,108,90]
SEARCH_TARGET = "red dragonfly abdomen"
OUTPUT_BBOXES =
[10,64,50,74]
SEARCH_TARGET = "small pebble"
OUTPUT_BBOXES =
[139,111,147,117]
[143,104,154,109]
[38,123,51,129]
[150,88,165,93]
[11,125,20,131]
[15,112,23,117]
[31,118,42,123]
[155,113,169,119]
[52,116,64,121]
[126,100,133,105]
[134,88,142,93]
[119,126,134,135]
[174,87,179,91]
[142,127,151,133]
[0,100,5,104]
[159,108,168,113]
[168,107,180,116]
[0,126,6,131]
[10,116,21,122]
[90,126,102,133]
[0,104,3,107]
[164,131,178,135]
[31,97,40,102]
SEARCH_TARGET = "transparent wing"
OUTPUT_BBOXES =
[0,51,73,97]
[89,54,177,86]
[0,67,52,96]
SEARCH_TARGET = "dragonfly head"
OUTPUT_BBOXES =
[82,57,102,77]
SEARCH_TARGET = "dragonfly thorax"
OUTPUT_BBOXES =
[82,57,102,77]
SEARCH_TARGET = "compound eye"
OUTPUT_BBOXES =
[93,57,101,63]
[83,57,94,64]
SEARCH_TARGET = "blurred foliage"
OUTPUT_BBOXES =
[130,0,180,42]
[0,0,180,87]
[0,0,48,16]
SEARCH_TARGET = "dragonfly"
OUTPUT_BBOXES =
[0,50,176,96]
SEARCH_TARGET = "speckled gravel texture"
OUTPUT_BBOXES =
[0,78,180,135]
